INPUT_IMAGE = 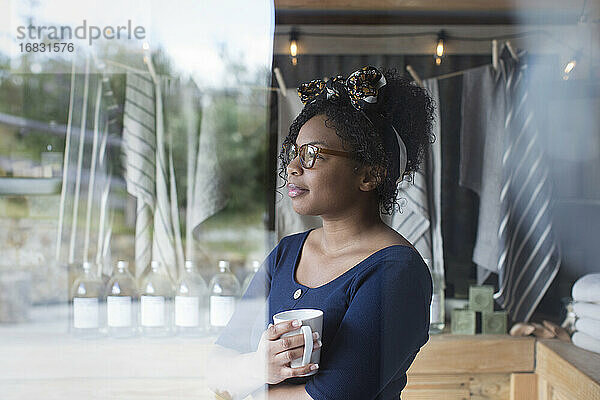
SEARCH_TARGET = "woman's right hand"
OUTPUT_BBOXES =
[253,319,322,385]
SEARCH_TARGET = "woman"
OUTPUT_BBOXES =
[207,66,434,400]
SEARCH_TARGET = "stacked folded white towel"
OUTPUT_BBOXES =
[572,273,600,354]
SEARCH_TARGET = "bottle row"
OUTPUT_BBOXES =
[70,258,261,338]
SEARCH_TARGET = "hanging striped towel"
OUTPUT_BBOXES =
[96,74,120,276]
[189,95,230,241]
[169,145,185,280]
[148,63,179,283]
[122,72,156,279]
[494,46,562,322]
[383,169,432,260]
[382,78,445,272]
[422,78,444,281]
[182,83,202,260]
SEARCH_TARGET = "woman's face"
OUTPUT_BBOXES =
[286,114,371,217]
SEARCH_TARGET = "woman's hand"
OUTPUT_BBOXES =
[253,319,321,385]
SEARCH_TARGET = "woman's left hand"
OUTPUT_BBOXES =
[252,320,321,385]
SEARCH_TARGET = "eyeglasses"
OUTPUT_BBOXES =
[283,142,352,169]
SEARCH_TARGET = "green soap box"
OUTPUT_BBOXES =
[482,311,507,334]
[451,308,476,335]
[469,285,494,313]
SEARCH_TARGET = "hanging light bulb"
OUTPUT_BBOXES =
[290,38,297,57]
[434,30,446,66]
[290,40,297,57]
[564,59,576,74]
[562,50,582,80]
[436,34,445,57]
[289,29,299,66]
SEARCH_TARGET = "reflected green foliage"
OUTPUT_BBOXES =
[0,41,271,260]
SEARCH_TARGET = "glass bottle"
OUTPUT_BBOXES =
[70,261,104,338]
[208,260,241,333]
[175,260,209,336]
[105,260,138,338]
[425,258,446,334]
[241,260,261,295]
[139,260,174,337]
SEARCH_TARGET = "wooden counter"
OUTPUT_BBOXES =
[1,306,599,400]
[536,339,600,400]
[0,330,536,400]
[405,334,535,400]
[405,336,600,400]
[0,332,217,399]
[409,334,536,374]
[0,304,216,399]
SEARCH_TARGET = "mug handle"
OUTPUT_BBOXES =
[300,325,313,367]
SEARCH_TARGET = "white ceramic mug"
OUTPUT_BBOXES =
[272,308,323,376]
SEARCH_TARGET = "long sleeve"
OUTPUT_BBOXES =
[304,251,432,400]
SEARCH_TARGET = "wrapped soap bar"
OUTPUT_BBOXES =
[482,311,507,334]
[469,285,494,313]
[451,308,476,334]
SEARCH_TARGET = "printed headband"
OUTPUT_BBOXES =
[297,66,407,184]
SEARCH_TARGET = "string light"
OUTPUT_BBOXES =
[563,49,582,80]
[435,30,446,66]
[564,59,576,74]
[289,29,298,66]
[436,32,445,57]
[276,29,596,76]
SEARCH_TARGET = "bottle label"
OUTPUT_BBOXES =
[141,296,166,327]
[210,296,236,327]
[73,297,99,329]
[107,296,132,327]
[175,296,200,327]
[430,293,443,324]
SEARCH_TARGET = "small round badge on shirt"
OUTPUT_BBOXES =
[293,288,302,299]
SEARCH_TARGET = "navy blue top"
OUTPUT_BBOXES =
[215,228,432,400]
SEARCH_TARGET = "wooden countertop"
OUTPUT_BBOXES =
[408,333,536,374]
[536,339,600,399]
[3,304,600,399]
[0,304,218,399]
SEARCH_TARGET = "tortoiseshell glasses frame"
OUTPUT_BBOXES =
[283,143,352,169]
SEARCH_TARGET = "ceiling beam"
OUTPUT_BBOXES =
[274,0,582,11]
[275,9,581,25]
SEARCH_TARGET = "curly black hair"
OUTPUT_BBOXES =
[278,67,436,215]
